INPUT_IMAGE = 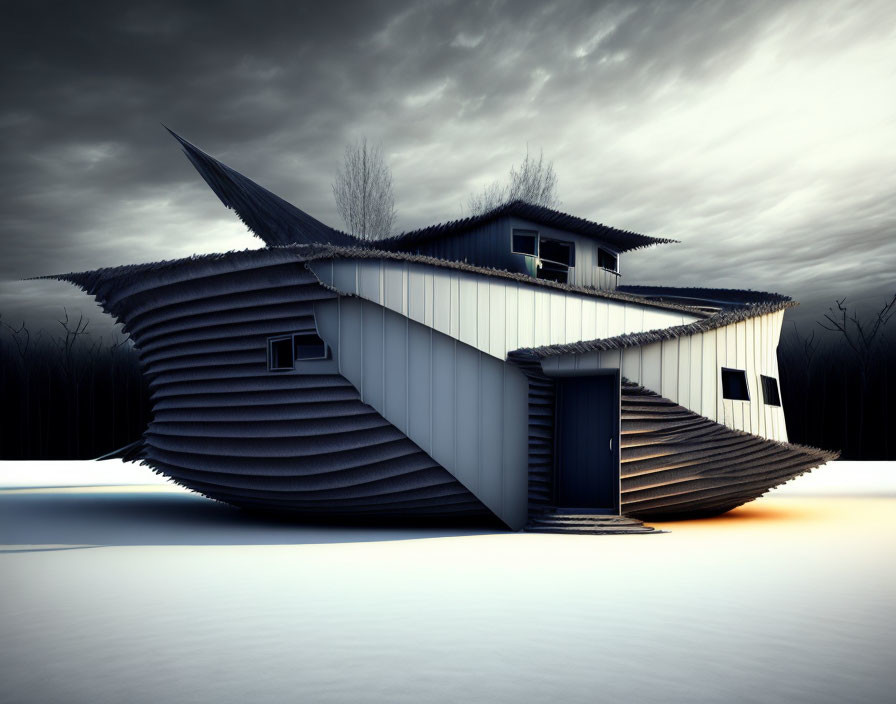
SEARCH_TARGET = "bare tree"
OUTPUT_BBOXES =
[466,147,560,216]
[332,137,397,240]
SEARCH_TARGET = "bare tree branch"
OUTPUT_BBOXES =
[466,146,560,216]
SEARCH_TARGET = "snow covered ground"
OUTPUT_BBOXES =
[2,460,895,704]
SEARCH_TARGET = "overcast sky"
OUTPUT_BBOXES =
[2,0,894,338]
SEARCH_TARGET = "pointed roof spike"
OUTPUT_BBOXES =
[162,126,356,247]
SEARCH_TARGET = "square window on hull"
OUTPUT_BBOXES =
[721,367,750,401]
[268,336,294,371]
[294,332,328,361]
[761,374,781,406]
[268,331,329,371]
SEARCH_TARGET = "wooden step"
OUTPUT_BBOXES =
[525,509,664,535]
[528,526,661,535]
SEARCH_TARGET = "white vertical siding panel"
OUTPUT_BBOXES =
[488,281,505,358]
[641,343,662,393]
[594,301,609,339]
[702,329,717,422]
[406,323,432,452]
[624,304,644,335]
[582,300,597,341]
[361,303,385,412]
[643,310,670,333]
[449,274,460,339]
[505,285,518,353]
[423,271,434,328]
[517,287,534,348]
[689,330,703,417]
[383,310,408,433]
[621,346,641,383]
[407,268,425,323]
[359,260,382,304]
[432,271,453,337]
[477,279,490,354]
[661,338,678,400]
[678,336,690,409]
[454,342,480,490]
[534,292,551,346]
[430,334,456,470]
[456,274,476,345]
[717,326,728,426]
[382,261,404,314]
[339,297,364,392]
[566,296,582,343]
[607,302,624,337]
[549,294,565,343]
[331,260,358,294]
[603,349,623,370]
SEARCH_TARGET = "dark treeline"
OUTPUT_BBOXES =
[0,311,150,460]
[779,294,896,460]
[1,296,894,461]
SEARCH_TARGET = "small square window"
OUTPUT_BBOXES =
[721,367,750,401]
[598,248,618,272]
[512,230,538,256]
[294,332,328,361]
[760,375,781,406]
[268,336,294,371]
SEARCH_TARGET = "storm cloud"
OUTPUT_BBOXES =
[2,0,894,335]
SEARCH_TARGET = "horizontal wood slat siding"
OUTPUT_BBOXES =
[539,311,789,441]
[311,259,696,363]
[316,296,530,530]
[619,384,837,519]
[70,258,492,520]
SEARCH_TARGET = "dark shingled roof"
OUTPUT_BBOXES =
[36,244,710,316]
[511,295,796,360]
[165,129,676,256]
[378,199,678,254]
[164,127,357,247]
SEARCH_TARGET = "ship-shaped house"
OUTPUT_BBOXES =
[48,132,835,533]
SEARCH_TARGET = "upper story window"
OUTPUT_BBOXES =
[267,330,329,372]
[540,238,575,267]
[598,248,618,273]
[760,375,781,406]
[721,367,750,401]
[512,229,538,256]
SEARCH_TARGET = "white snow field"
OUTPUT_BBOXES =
[1,460,895,704]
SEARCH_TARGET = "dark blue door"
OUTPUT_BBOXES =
[555,374,619,510]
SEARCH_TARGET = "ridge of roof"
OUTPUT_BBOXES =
[508,296,796,360]
[34,244,709,316]
[163,127,357,248]
[377,199,679,254]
